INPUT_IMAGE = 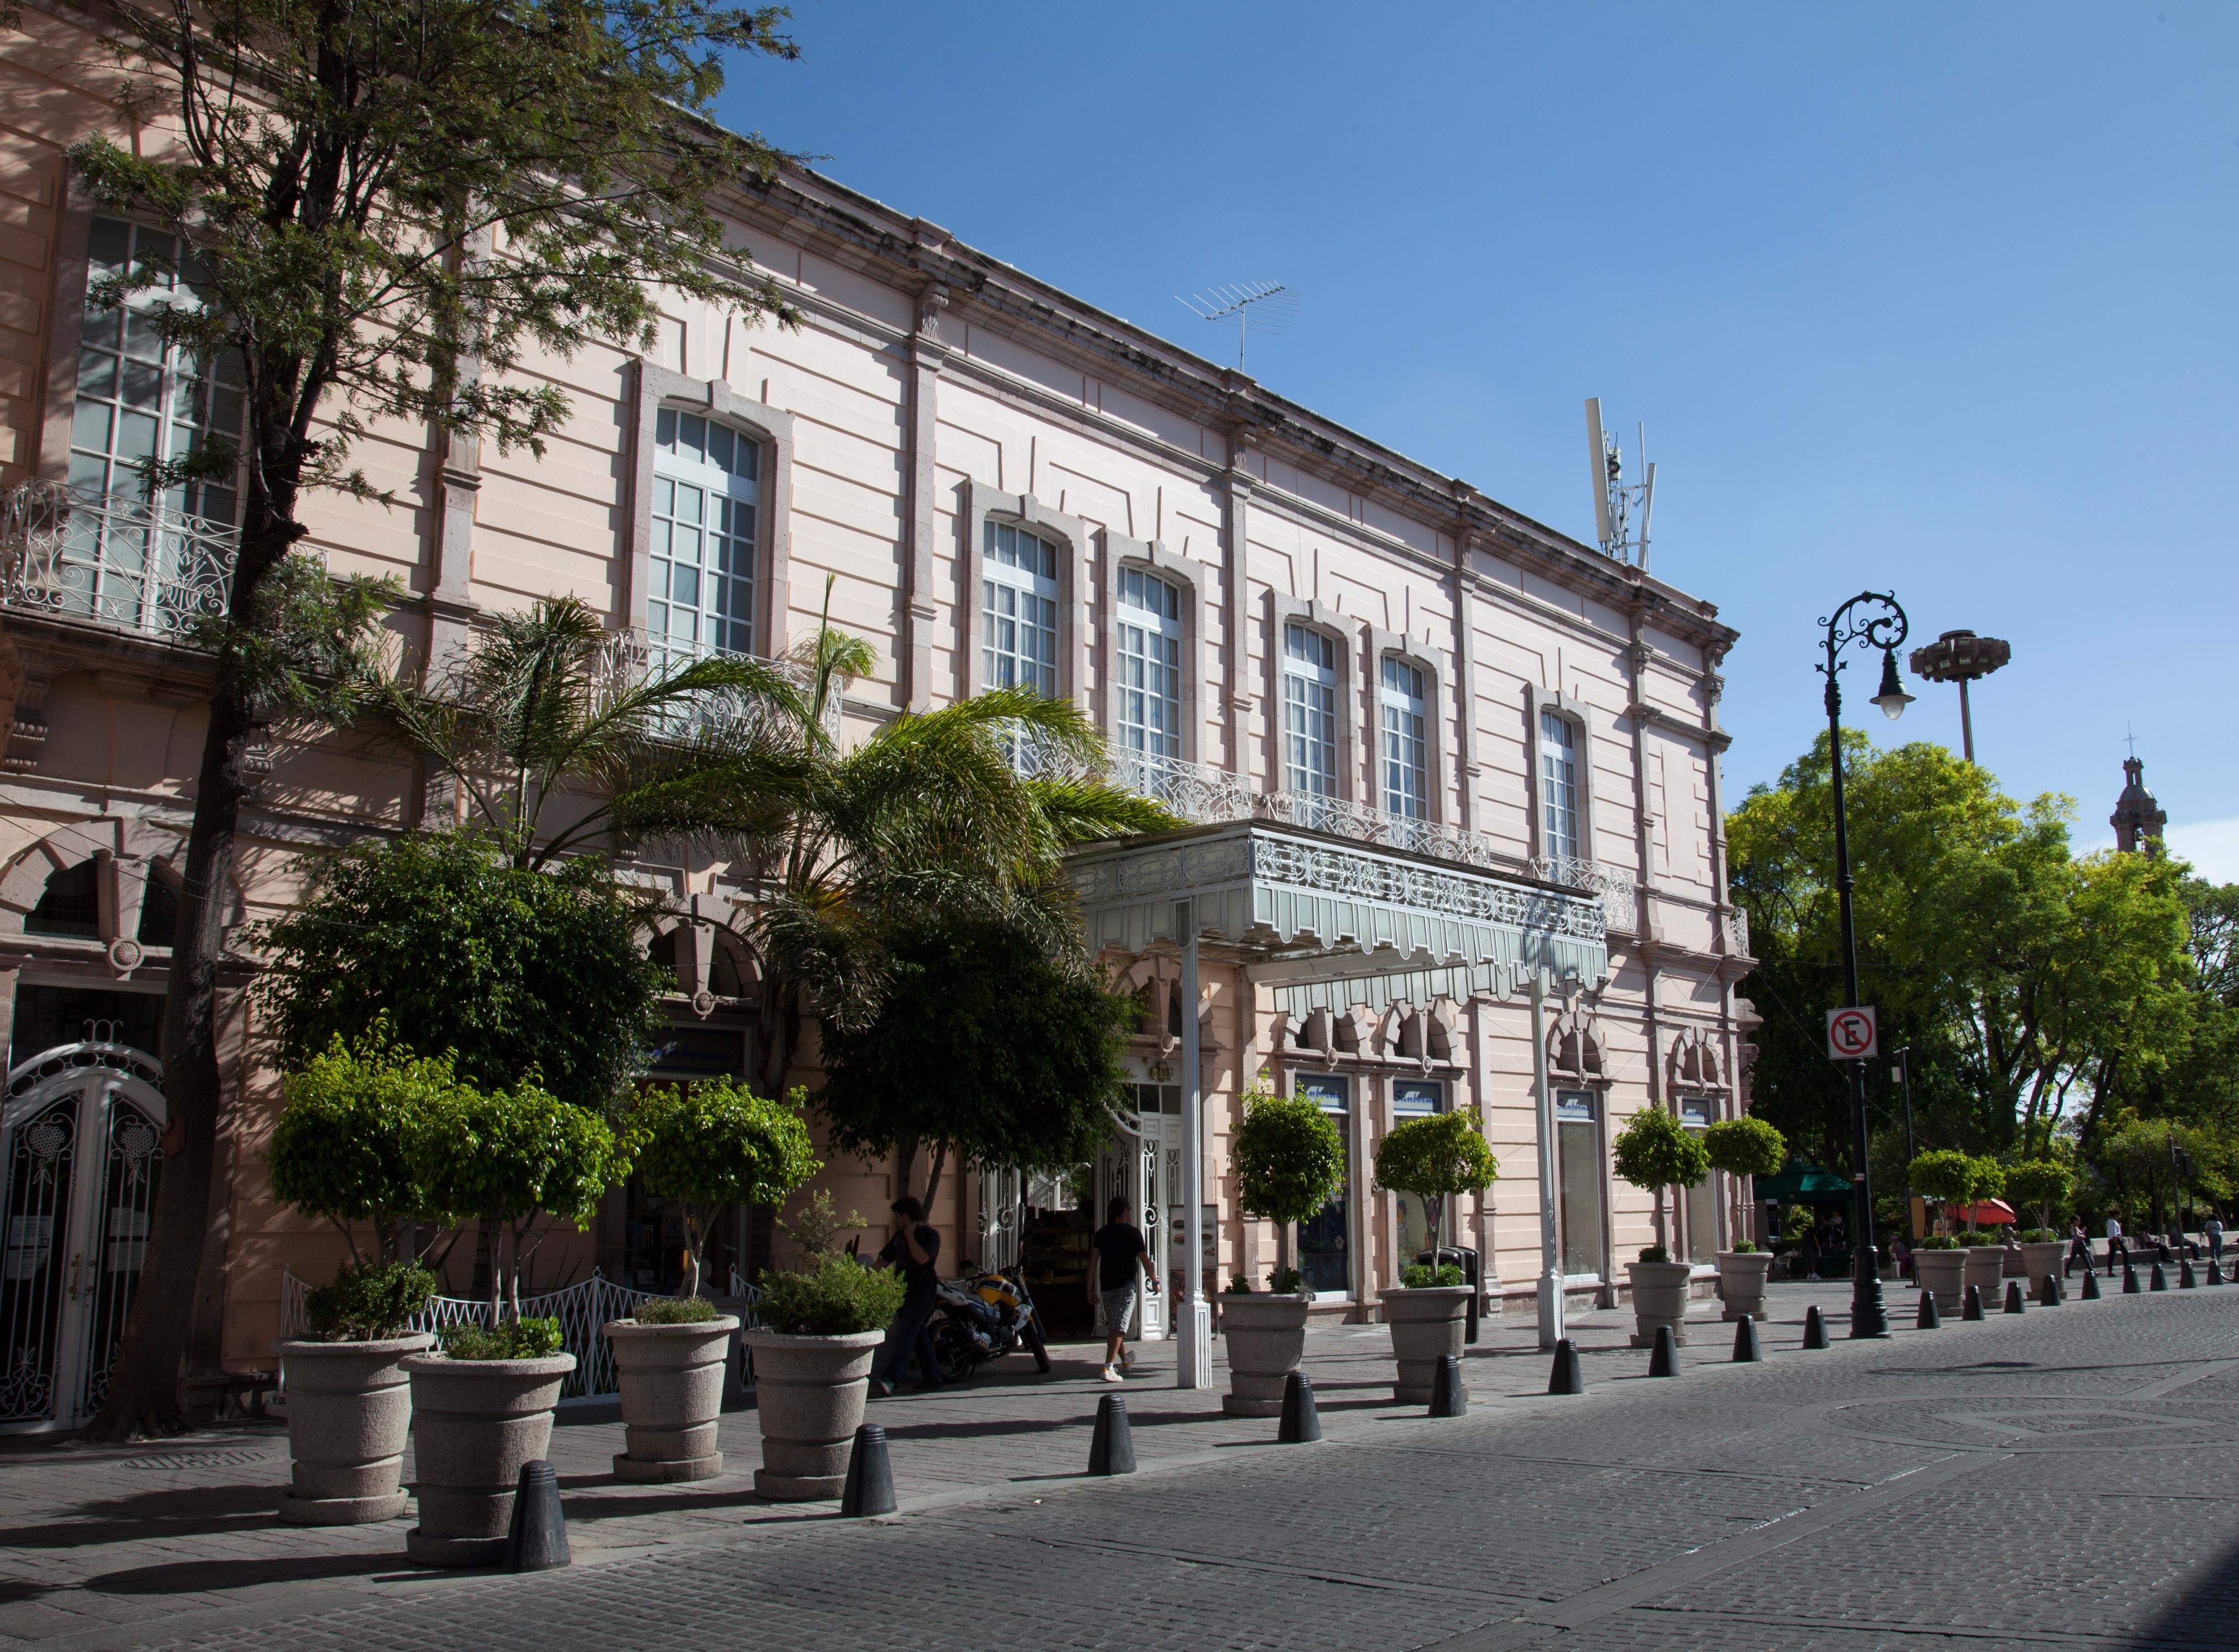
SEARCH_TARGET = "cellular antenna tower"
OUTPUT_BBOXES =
[1584,398,1656,570]
[1177,282,1296,373]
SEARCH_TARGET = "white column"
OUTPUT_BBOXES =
[1177,900,1213,1388]
[1531,966,1566,1350]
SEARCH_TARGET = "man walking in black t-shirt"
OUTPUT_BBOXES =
[1088,1195,1156,1382]
[870,1197,944,1395]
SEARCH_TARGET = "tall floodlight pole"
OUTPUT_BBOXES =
[1819,591,1914,1339]
[1907,630,2010,766]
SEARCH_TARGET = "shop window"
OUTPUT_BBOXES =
[1391,1079,1445,1263]
[1295,1073,1351,1297]
[1679,1098,1718,1263]
[1555,1089,1605,1279]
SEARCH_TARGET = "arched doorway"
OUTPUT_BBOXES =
[0,1040,166,1432]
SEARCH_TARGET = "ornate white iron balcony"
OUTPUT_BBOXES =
[0,480,237,642]
[1527,854,1640,935]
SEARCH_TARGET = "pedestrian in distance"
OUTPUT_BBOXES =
[1089,1195,1157,1383]
[2067,1220,2091,1279]
[2208,1214,2226,1265]
[869,1197,945,1397]
[2105,1212,2127,1279]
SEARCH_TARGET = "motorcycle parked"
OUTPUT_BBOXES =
[926,1260,1052,1381]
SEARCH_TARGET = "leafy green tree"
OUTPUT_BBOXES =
[414,1078,624,1325]
[625,1080,820,1299]
[266,1029,465,1267]
[2004,1160,2073,1238]
[1907,1149,1974,1238]
[258,832,666,1115]
[1610,1106,1710,1256]
[814,919,1137,1209]
[1231,1088,1347,1285]
[1704,1116,1786,1248]
[73,0,804,1435]
[1372,1110,1498,1263]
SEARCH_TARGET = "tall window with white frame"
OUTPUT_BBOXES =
[1283,623,1340,819]
[1115,567,1182,779]
[984,522,1060,771]
[1380,658,1429,821]
[1539,708,1583,865]
[649,409,758,663]
[67,218,246,633]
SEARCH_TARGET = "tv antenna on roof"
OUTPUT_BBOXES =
[1177,282,1297,373]
[1584,398,1656,571]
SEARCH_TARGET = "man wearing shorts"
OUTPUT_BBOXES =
[1089,1195,1156,1382]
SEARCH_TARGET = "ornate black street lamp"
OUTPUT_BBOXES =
[1819,590,1912,1339]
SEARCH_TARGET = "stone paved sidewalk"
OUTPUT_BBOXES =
[0,1281,1873,1648]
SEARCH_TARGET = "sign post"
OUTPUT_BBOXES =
[1825,1006,1878,1063]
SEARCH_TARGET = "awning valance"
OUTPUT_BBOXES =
[1068,820,1609,998]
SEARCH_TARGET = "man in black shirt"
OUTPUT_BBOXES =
[871,1196,944,1395]
[1088,1195,1155,1381]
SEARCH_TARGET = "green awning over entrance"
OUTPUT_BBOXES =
[1755,1165,1853,1204]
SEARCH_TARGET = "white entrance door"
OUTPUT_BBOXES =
[0,1043,167,1432]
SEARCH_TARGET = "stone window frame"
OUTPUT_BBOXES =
[962,483,1090,709]
[1102,532,1213,765]
[1525,686,1600,866]
[1267,596,1363,803]
[1368,628,1449,825]
[626,362,794,661]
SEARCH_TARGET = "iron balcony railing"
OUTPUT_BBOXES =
[1095,747,1641,934]
[0,480,237,642]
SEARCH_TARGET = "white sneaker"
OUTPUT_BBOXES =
[1100,1365,1123,1382]
[1119,1349,1135,1373]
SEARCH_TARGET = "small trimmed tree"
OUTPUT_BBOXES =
[1909,1150,1975,1240]
[1703,1116,1786,1252]
[2004,1160,2074,1240]
[625,1080,821,1300]
[1965,1155,2009,1235]
[1232,1088,1347,1291]
[1609,1106,1710,1258]
[415,1079,624,1324]
[1373,1110,1499,1271]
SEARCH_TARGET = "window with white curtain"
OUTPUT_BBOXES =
[1283,623,1339,798]
[1380,657,1428,819]
[982,522,1059,697]
[1115,567,1181,759]
[1539,707,1582,861]
[649,408,758,656]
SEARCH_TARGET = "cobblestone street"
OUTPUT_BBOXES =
[6,1279,2237,1651]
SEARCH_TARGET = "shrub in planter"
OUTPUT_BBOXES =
[1374,1108,1499,1270]
[610,1080,819,1482]
[266,1034,460,1526]
[1703,1118,1785,1317]
[745,1221,907,1501]
[2005,1160,2075,1279]
[403,1316,575,1566]
[1612,1108,1710,1347]
[1401,1263,1466,1289]
[1223,1089,1346,1417]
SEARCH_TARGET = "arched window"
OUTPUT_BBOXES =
[1539,707,1582,862]
[1380,658,1428,820]
[1283,623,1340,800]
[1115,567,1181,761]
[983,522,1059,697]
[26,861,99,939]
[649,409,758,659]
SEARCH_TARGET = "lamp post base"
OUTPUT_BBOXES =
[1537,1268,1566,1351]
[1850,1250,1890,1339]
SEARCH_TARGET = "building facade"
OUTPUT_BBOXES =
[0,0,1752,1428]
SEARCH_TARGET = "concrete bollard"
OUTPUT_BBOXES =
[1087,1393,1136,1475]
[1429,1354,1468,1416]
[2181,1259,2198,1289]
[2004,1280,2025,1315]
[1647,1324,1679,1378]
[1963,1285,1986,1321]
[1916,1291,1940,1330]
[2081,1269,2102,1300]
[1278,1371,1322,1443]
[1731,1314,1761,1362]
[503,1461,570,1573]
[2151,1263,2168,1292]
[839,1424,896,1517]
[2123,1266,2140,1294]
[1802,1305,1830,1350]
[2037,1273,2061,1307]
[2210,1259,2226,1286]
[1548,1339,1584,1395]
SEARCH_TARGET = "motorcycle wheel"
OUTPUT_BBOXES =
[1024,1319,1051,1374]
[931,1319,978,1383]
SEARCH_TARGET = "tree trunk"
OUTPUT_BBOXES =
[922,1142,949,1211]
[85,680,258,1438]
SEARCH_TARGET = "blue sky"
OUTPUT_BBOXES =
[720,3,2239,875]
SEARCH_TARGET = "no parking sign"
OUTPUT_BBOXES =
[1826,1006,1878,1061]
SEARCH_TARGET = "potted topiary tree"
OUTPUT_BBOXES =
[607,1079,819,1482]
[400,1076,619,1566]
[2005,1159,2073,1284]
[1907,1149,1972,1313]
[1702,1116,1786,1322]
[1958,1156,2010,1302]
[743,1192,906,1501]
[1611,1106,1711,1347]
[1373,1108,1498,1404]
[266,1031,458,1525]
[1223,1087,1346,1416]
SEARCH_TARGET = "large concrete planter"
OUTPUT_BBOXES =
[1915,1248,1969,1314]
[1220,1294,1311,1417]
[1959,1245,2006,1303]
[2016,1241,2065,1283]
[605,1316,739,1483]
[1625,1260,1696,1348]
[401,1352,574,1567]
[741,1328,883,1500]
[1378,1286,1471,1405]
[275,1333,433,1525]
[1715,1252,1775,1323]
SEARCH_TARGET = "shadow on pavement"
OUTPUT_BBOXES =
[0,1482,279,1547]
[2132,1531,2239,1650]
[80,1552,405,1596]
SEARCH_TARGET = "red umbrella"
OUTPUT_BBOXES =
[1958,1199,2018,1226]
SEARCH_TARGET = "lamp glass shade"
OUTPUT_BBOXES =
[1872,648,1914,720]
